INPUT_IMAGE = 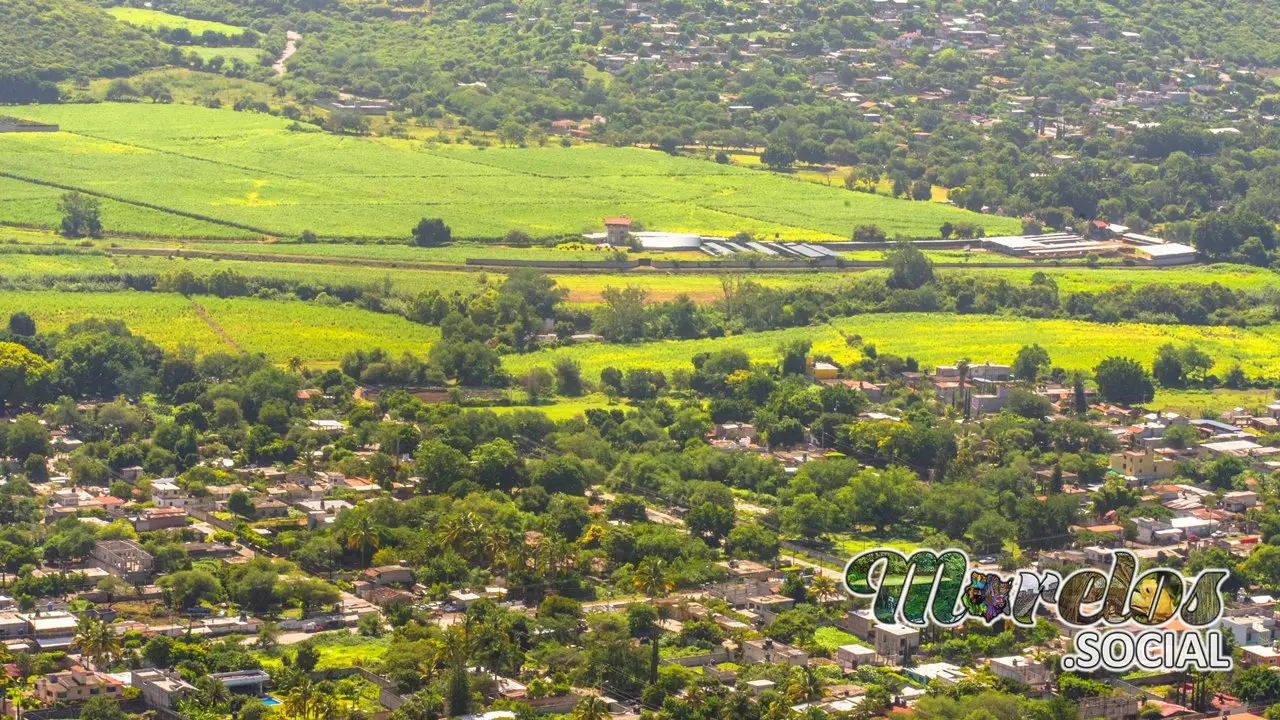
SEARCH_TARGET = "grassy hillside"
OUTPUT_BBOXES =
[0,103,1021,241]
[105,7,246,36]
[0,0,165,79]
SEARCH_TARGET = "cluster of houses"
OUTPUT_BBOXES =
[620,558,1064,716]
[706,358,1280,492]
[571,0,1265,134]
[16,665,279,714]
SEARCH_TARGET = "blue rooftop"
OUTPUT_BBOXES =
[1191,419,1237,434]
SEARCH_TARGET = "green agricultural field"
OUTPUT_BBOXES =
[97,239,641,263]
[504,313,1280,379]
[0,176,261,240]
[0,291,224,351]
[0,291,438,365]
[0,250,115,276]
[0,103,1019,241]
[551,271,855,303]
[111,255,484,295]
[105,7,246,36]
[957,263,1280,294]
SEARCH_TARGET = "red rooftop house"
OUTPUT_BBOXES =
[603,217,632,244]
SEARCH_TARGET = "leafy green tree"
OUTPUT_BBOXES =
[760,145,794,169]
[885,240,935,289]
[78,696,126,720]
[325,110,369,135]
[852,224,887,243]
[4,414,48,463]
[0,342,50,414]
[552,357,583,396]
[781,493,834,539]
[294,641,320,673]
[685,502,735,545]
[227,490,255,517]
[57,191,102,238]
[7,312,35,336]
[528,454,589,496]
[966,511,1017,555]
[414,440,469,494]
[839,466,917,532]
[1234,666,1280,703]
[1151,343,1185,387]
[470,438,522,489]
[725,523,779,561]
[159,569,223,609]
[1094,356,1155,405]
[593,286,649,342]
[410,218,452,247]
[1011,344,1050,381]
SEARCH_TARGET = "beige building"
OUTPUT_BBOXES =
[836,643,878,669]
[132,668,195,709]
[873,623,919,664]
[33,668,124,705]
[742,638,809,666]
[1242,645,1280,668]
[1109,447,1174,482]
[989,655,1050,690]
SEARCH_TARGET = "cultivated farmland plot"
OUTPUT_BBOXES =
[0,104,1020,241]
[0,291,438,365]
[503,313,1280,379]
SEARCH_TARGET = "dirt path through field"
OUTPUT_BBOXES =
[272,31,300,76]
[190,301,244,353]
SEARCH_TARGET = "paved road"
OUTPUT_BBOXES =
[779,553,844,581]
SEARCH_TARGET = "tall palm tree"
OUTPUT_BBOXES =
[73,616,119,670]
[543,536,575,576]
[255,621,282,649]
[441,625,472,717]
[439,511,486,561]
[800,666,822,701]
[632,557,672,685]
[809,576,836,602]
[956,358,971,418]
[286,356,304,373]
[286,679,325,720]
[632,556,673,597]
[573,695,611,720]
[482,530,509,570]
[721,689,754,720]
[346,513,381,567]
[5,684,24,720]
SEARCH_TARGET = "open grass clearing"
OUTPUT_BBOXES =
[1150,387,1280,416]
[105,7,247,36]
